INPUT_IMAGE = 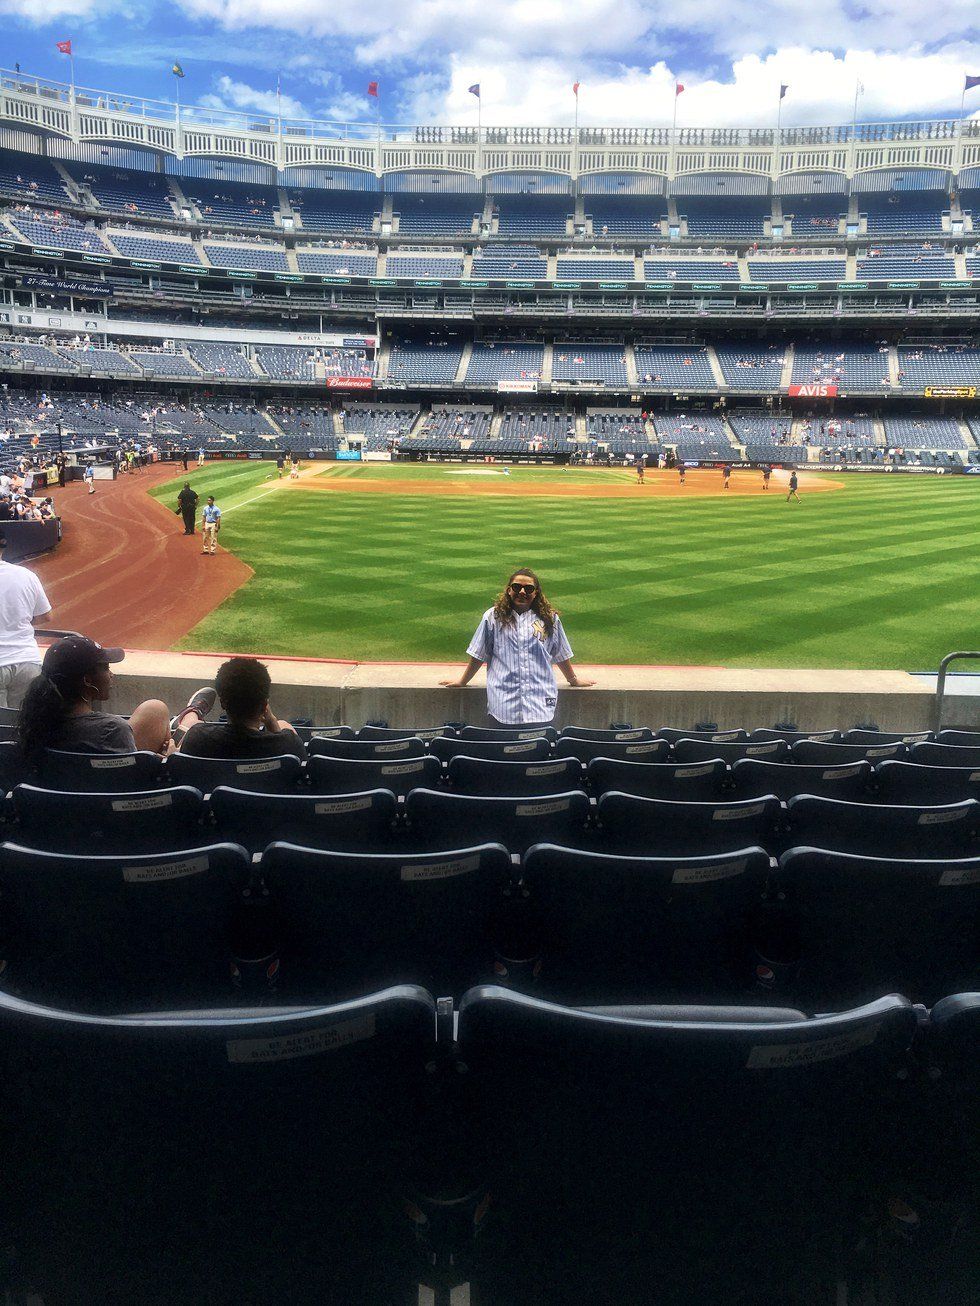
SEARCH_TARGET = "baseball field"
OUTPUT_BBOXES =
[146,461,980,670]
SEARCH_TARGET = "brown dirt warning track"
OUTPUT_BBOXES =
[30,465,252,649]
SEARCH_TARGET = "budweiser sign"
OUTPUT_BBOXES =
[325,376,373,390]
[788,383,838,397]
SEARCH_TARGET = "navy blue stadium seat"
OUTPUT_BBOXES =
[209,786,398,853]
[910,741,980,768]
[431,736,552,763]
[405,788,590,853]
[307,736,425,759]
[673,738,790,764]
[875,759,980,805]
[785,795,979,857]
[357,725,455,741]
[457,985,916,1301]
[293,725,355,743]
[597,791,781,855]
[732,758,872,801]
[588,757,729,800]
[447,755,584,796]
[777,848,980,1004]
[0,725,19,743]
[553,736,669,764]
[844,729,933,745]
[559,726,654,742]
[521,842,770,1000]
[927,991,980,1098]
[167,752,303,794]
[0,984,435,1302]
[657,727,747,744]
[260,841,510,998]
[792,739,909,765]
[0,840,249,1010]
[750,728,841,743]
[459,726,558,743]
[307,753,440,797]
[38,749,167,793]
[11,784,206,854]
[0,741,26,792]
[937,729,980,748]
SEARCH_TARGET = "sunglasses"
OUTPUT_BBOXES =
[509,583,537,596]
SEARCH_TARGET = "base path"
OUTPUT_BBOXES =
[286,466,844,499]
[31,465,252,649]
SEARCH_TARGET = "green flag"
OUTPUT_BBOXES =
[172,62,185,78]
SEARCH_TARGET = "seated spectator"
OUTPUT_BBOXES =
[180,657,304,759]
[17,636,213,760]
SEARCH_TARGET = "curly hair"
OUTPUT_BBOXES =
[492,567,557,637]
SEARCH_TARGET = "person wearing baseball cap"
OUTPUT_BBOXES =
[18,636,177,760]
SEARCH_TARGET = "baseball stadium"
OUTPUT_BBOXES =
[0,44,976,1306]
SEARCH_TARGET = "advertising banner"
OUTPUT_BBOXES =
[335,449,362,461]
[326,376,373,390]
[20,272,112,298]
[497,379,539,393]
[788,383,838,397]
[364,451,392,462]
[924,386,976,399]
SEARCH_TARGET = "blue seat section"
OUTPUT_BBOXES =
[10,213,112,254]
[204,243,289,271]
[387,338,464,384]
[673,738,789,763]
[776,847,980,1004]
[856,253,956,280]
[57,347,141,374]
[260,841,510,998]
[431,736,553,763]
[731,758,872,801]
[588,758,730,800]
[552,344,628,386]
[715,347,788,391]
[0,342,71,371]
[387,254,465,278]
[393,194,480,235]
[875,760,980,805]
[78,165,176,219]
[883,417,968,449]
[167,753,303,794]
[790,344,894,391]
[634,346,715,388]
[186,342,256,377]
[11,784,207,855]
[682,200,768,239]
[897,347,980,388]
[255,346,318,381]
[188,180,279,227]
[0,840,249,1010]
[586,410,655,453]
[746,258,847,282]
[295,250,377,275]
[726,410,796,448]
[405,788,590,854]
[650,413,735,460]
[0,149,70,204]
[493,195,571,237]
[209,786,399,854]
[863,199,944,235]
[643,258,740,282]
[597,791,781,854]
[447,756,584,796]
[785,795,979,857]
[466,341,545,384]
[798,413,878,445]
[289,189,379,234]
[554,737,669,765]
[308,754,441,797]
[587,196,661,237]
[108,232,202,264]
[554,257,635,280]
[38,749,166,793]
[308,736,427,759]
[127,350,202,377]
[340,404,417,449]
[400,407,492,453]
[471,245,548,279]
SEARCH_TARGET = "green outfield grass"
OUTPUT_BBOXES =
[150,463,980,669]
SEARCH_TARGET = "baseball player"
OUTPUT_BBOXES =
[83,463,95,495]
[201,495,221,555]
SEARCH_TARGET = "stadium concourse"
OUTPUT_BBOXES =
[0,73,977,1306]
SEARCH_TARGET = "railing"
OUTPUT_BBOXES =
[933,651,980,732]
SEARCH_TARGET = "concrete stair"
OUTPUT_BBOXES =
[706,347,727,389]
[454,343,473,385]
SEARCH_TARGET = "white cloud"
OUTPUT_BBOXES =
[0,0,125,16]
[198,73,306,117]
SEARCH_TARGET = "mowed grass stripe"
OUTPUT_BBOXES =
[147,469,980,668]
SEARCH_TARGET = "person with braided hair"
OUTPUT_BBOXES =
[441,567,593,726]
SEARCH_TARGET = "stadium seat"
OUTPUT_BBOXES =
[259,841,511,998]
[521,842,771,1000]
[911,741,980,768]
[0,984,436,1302]
[749,728,842,744]
[167,752,304,794]
[430,736,552,763]
[559,726,654,742]
[936,729,980,748]
[404,788,590,853]
[307,753,440,797]
[596,792,781,855]
[209,786,398,854]
[792,739,909,765]
[785,795,979,857]
[553,737,669,765]
[927,991,980,1098]
[0,840,249,1010]
[307,736,426,759]
[777,847,980,1004]
[0,741,27,792]
[587,757,730,801]
[446,755,584,796]
[844,729,934,745]
[673,738,790,764]
[38,749,166,793]
[875,759,980,805]
[11,784,206,854]
[357,725,455,741]
[657,727,747,743]
[456,986,916,1301]
[732,758,873,801]
[459,726,558,743]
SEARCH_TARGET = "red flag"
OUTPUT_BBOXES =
[675,82,684,96]
[367,81,379,97]
[573,81,580,97]
[56,39,72,54]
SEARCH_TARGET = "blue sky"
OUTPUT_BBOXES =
[2,0,978,128]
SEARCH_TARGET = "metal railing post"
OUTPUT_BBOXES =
[934,651,980,733]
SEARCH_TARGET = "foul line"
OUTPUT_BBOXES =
[218,484,282,517]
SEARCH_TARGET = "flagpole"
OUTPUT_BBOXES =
[852,79,861,138]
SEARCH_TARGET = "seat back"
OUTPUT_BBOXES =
[657,727,747,744]
[910,741,980,768]
[673,738,790,764]
[39,749,166,793]
[405,788,590,854]
[588,757,729,801]
[750,728,841,744]
[459,726,558,743]
[307,736,426,760]
[875,760,980,805]
[357,725,455,741]
[793,740,909,765]
[597,791,781,855]
[168,752,303,794]
[209,786,399,854]
[937,729,980,748]
[11,784,206,854]
[554,737,669,765]
[844,729,933,746]
[307,754,440,798]
[447,755,584,796]
[732,758,872,801]
[786,795,979,858]
[559,726,654,742]
[431,736,552,763]
[0,740,27,793]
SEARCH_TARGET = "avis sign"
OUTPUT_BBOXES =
[788,383,838,397]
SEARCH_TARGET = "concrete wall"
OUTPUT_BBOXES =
[105,650,980,734]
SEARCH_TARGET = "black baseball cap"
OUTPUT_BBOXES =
[42,636,124,681]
